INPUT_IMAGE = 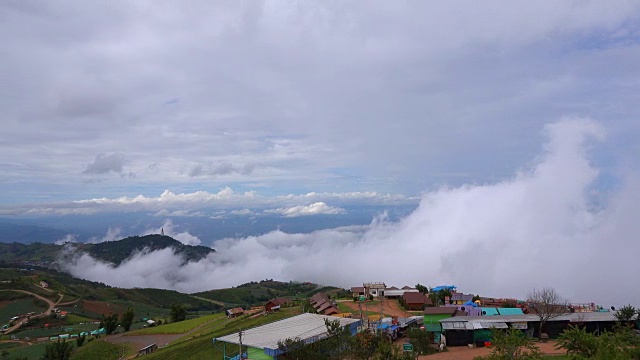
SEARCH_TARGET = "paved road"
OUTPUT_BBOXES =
[1,289,60,335]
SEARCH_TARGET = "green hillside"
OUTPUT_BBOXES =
[193,280,339,307]
[73,235,215,265]
[0,234,215,267]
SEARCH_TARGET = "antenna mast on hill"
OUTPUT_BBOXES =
[161,227,164,236]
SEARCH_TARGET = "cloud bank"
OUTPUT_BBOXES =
[59,119,640,306]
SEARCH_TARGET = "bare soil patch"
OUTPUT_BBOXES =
[341,299,413,318]
[417,341,564,360]
[82,300,126,316]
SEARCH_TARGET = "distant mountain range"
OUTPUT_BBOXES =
[0,234,215,266]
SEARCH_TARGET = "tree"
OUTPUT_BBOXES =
[120,307,135,331]
[76,334,86,347]
[555,325,598,358]
[614,304,636,321]
[100,314,119,335]
[1,350,8,360]
[41,340,73,360]
[526,287,569,340]
[170,303,187,323]
[474,328,541,360]
[406,328,437,355]
[415,284,428,294]
[556,325,640,360]
[429,288,452,306]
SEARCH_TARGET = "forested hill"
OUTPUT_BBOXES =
[73,235,215,265]
[0,234,215,266]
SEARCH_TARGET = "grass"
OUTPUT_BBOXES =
[2,342,49,360]
[142,307,301,360]
[0,298,48,322]
[127,313,225,335]
[70,340,122,360]
[66,314,95,324]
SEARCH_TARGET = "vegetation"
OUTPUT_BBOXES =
[99,314,118,335]
[526,287,569,340]
[129,313,223,335]
[428,288,452,306]
[120,308,134,331]
[193,280,328,307]
[69,340,121,360]
[614,304,636,321]
[170,303,187,323]
[143,307,299,360]
[277,319,431,360]
[415,284,428,294]
[0,235,214,268]
[41,340,73,360]
[474,328,541,360]
[72,235,215,266]
[556,324,640,359]
[75,334,86,348]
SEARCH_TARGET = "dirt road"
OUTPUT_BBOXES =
[0,289,59,334]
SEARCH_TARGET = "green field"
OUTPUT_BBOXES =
[1,342,49,360]
[65,314,95,324]
[127,313,224,335]
[143,307,301,360]
[70,340,123,360]
[14,322,100,338]
[0,298,47,322]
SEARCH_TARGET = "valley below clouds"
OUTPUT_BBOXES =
[58,119,640,306]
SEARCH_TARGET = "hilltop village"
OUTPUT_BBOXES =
[1,271,638,360]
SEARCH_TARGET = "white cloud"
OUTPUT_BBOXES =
[59,119,640,305]
[86,227,122,244]
[0,187,412,216]
[144,219,202,246]
[265,202,346,217]
[55,234,77,245]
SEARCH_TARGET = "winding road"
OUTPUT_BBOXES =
[0,289,63,334]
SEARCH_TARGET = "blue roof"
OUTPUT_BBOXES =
[463,301,478,307]
[390,325,399,331]
[432,285,457,292]
[377,324,389,329]
[480,308,500,316]
[497,308,524,315]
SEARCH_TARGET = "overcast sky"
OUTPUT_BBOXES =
[2,2,640,303]
[2,1,639,208]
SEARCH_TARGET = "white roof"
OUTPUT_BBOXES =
[214,313,360,351]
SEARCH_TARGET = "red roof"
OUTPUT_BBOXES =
[403,292,429,305]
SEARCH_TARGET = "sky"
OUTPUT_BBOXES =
[2,1,640,304]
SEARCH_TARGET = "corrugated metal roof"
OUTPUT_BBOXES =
[214,313,360,351]
[441,312,627,324]
[479,308,500,316]
[497,308,524,315]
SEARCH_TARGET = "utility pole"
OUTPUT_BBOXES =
[238,329,243,359]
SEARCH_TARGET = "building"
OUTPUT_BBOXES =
[40,281,48,288]
[449,293,474,305]
[363,282,386,297]
[351,287,366,298]
[384,286,419,298]
[226,308,244,318]
[213,313,361,360]
[265,298,292,312]
[423,307,467,344]
[402,292,431,310]
[439,312,631,346]
[310,292,339,315]
[431,285,457,293]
